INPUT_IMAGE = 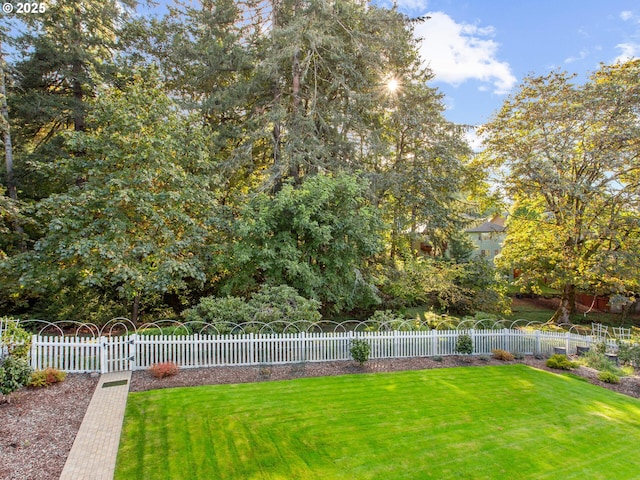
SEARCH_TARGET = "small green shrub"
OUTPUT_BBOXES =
[455,334,473,355]
[433,356,443,362]
[0,356,33,394]
[478,355,490,362]
[350,339,371,366]
[149,362,179,379]
[492,349,515,361]
[598,371,620,384]
[546,354,577,370]
[30,368,67,388]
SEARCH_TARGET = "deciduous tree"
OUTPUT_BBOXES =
[480,60,640,323]
[7,75,220,322]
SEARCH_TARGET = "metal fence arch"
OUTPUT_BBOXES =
[4,317,633,374]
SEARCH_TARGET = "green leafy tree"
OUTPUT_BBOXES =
[480,60,640,323]
[5,75,220,322]
[226,173,382,311]
[381,256,509,315]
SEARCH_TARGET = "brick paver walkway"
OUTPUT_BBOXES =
[60,370,131,480]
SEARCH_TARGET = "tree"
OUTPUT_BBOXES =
[8,0,140,198]
[480,60,640,323]
[368,75,472,258]
[6,75,220,322]
[0,39,25,247]
[225,173,382,311]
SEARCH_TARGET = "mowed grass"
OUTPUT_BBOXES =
[115,365,640,479]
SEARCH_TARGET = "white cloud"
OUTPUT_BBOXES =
[614,42,640,62]
[414,12,517,95]
[620,11,637,22]
[564,49,589,64]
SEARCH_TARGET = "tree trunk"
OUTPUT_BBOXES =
[131,294,141,324]
[550,284,576,324]
[0,42,17,202]
[1,42,25,245]
[72,11,85,131]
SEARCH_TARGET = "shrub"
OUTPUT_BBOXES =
[593,341,608,355]
[149,362,179,379]
[455,334,473,355]
[183,285,322,333]
[579,350,624,376]
[618,343,640,367]
[546,354,577,370]
[492,349,515,361]
[30,368,67,388]
[366,310,408,331]
[249,285,322,326]
[598,371,620,384]
[350,339,371,366]
[1,317,31,359]
[0,356,32,394]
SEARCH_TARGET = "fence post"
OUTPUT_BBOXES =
[431,329,437,357]
[535,330,541,356]
[393,330,398,358]
[469,329,475,355]
[129,334,137,371]
[565,332,570,355]
[28,334,36,370]
[100,336,108,374]
[249,332,255,365]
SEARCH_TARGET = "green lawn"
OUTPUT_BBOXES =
[115,365,640,479]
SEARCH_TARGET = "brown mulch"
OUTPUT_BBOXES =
[2,356,640,480]
[0,373,99,480]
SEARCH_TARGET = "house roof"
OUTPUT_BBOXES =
[466,215,507,233]
[466,221,506,233]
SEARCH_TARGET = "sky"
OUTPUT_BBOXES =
[374,0,640,133]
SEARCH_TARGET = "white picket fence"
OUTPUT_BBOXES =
[27,328,603,374]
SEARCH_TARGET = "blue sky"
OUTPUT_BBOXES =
[375,0,640,132]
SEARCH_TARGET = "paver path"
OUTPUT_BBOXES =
[59,371,131,480]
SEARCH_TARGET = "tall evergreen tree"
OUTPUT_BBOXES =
[8,0,139,197]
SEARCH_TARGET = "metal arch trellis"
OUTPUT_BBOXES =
[7,316,591,337]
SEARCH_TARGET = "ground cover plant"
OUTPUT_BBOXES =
[116,365,640,479]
